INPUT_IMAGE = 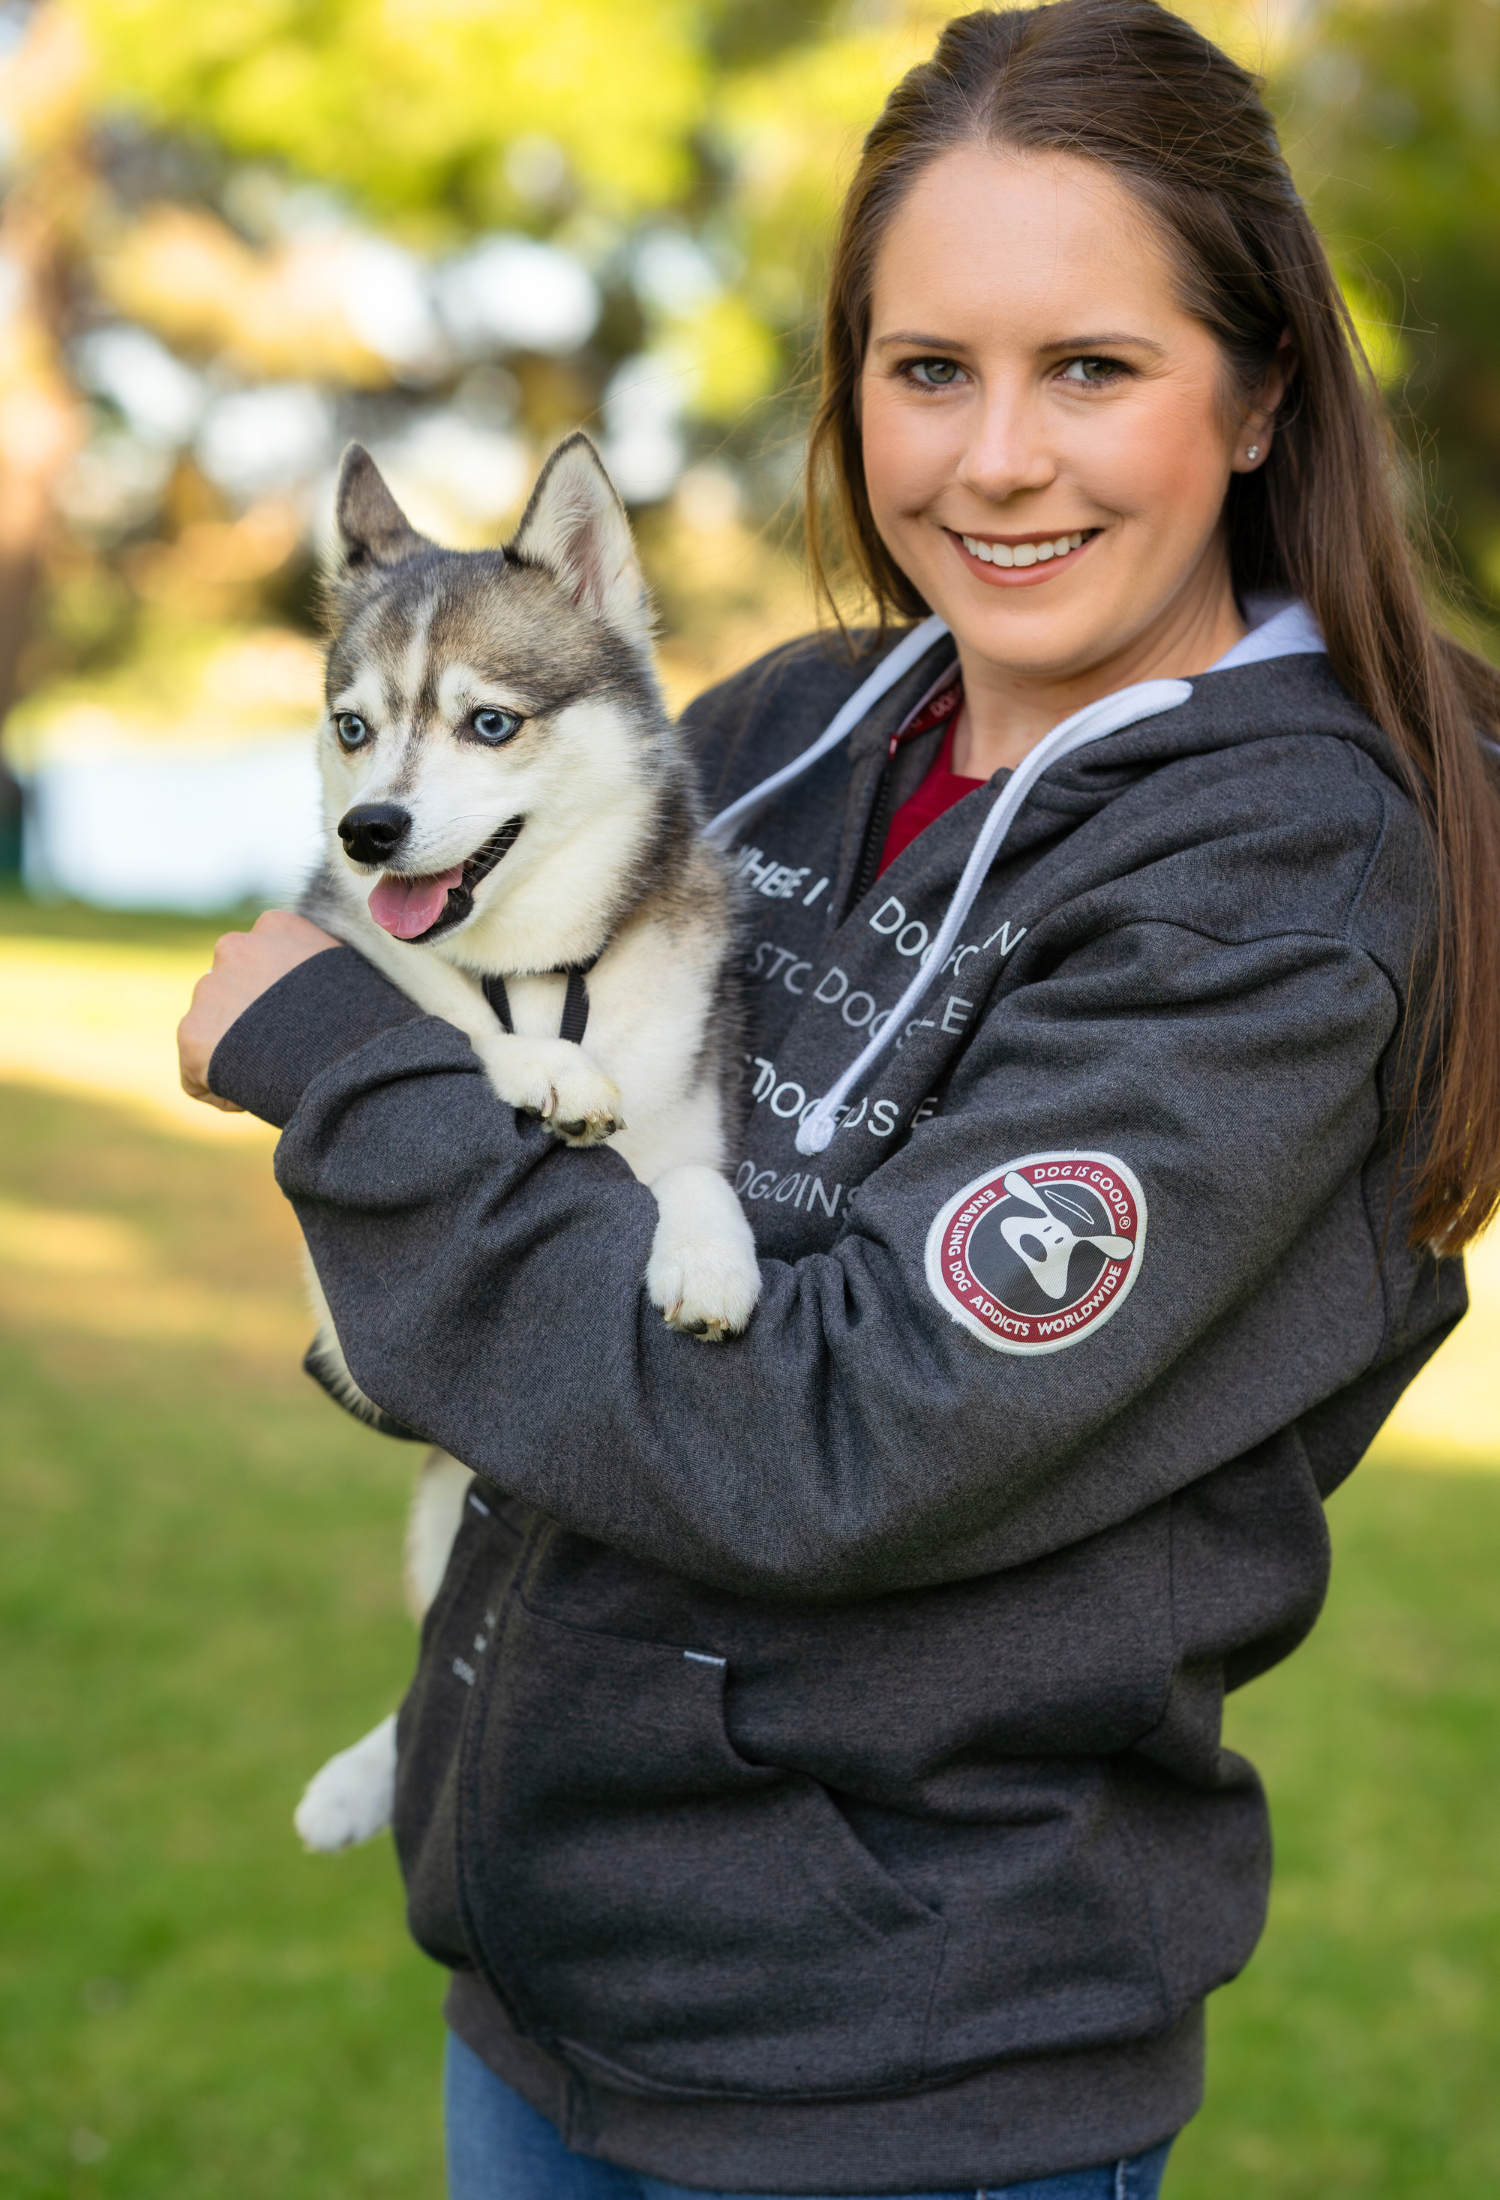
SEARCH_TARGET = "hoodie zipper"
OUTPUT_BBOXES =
[840,658,965,923]
[842,759,897,922]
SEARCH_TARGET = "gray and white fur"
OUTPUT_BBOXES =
[293,434,758,1852]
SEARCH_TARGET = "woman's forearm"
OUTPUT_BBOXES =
[207,919,1445,1603]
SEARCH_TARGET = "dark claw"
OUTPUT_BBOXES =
[552,1115,621,1145]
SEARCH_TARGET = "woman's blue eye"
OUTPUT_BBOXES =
[472,709,524,745]
[334,712,369,750]
[907,358,963,388]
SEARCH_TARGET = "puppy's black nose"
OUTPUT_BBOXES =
[338,803,411,866]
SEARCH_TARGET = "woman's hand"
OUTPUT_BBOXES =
[177,909,340,1110]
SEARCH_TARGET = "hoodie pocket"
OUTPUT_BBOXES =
[395,1483,529,1973]
[455,1597,946,2100]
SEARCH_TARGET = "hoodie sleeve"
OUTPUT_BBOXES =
[209,882,1447,1602]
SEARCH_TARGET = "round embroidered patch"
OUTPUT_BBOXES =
[924,1150,1147,1354]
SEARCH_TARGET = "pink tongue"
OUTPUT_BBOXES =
[368,864,465,940]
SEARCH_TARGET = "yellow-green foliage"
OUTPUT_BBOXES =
[71,0,709,219]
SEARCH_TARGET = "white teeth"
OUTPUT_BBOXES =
[961,529,1089,567]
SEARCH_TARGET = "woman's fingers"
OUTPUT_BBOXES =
[177,909,339,1107]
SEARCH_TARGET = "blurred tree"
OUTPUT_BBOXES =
[72,0,712,224]
[0,7,91,861]
[2,0,1498,889]
[1281,0,1500,622]
[0,0,947,835]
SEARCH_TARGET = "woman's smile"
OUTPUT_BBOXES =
[858,142,1286,771]
[949,525,1097,580]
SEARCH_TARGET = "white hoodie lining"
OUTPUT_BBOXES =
[701,616,952,854]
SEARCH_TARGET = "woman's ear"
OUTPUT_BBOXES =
[1232,331,1296,473]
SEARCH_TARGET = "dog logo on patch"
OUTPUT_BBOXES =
[924,1150,1147,1354]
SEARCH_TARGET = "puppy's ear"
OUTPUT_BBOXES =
[334,443,434,576]
[511,433,650,646]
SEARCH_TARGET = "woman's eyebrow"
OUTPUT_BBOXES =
[872,328,1168,354]
[871,330,973,349]
[1046,331,1167,354]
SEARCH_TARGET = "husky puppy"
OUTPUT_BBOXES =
[292,434,758,1852]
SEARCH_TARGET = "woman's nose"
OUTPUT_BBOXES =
[956,385,1057,505]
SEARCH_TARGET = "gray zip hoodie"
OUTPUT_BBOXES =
[210,622,1464,2192]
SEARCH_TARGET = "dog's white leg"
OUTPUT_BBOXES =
[295,1713,398,1852]
[404,1448,473,1619]
[612,1069,760,1341]
[322,908,499,1042]
[295,1453,473,1853]
[472,1030,623,1147]
[331,919,622,1146]
[645,1165,761,1340]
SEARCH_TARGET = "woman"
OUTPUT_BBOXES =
[178,3,1500,2193]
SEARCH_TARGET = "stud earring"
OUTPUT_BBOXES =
[1246,444,1261,462]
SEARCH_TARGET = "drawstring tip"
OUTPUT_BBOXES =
[796,1115,836,1157]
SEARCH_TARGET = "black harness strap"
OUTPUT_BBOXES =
[481,961,597,1044]
[559,964,591,1044]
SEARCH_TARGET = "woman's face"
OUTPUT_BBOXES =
[860,144,1262,689]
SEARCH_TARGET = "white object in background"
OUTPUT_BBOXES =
[197,384,335,501]
[599,351,688,503]
[372,410,530,530]
[632,229,722,315]
[55,432,176,538]
[72,325,208,447]
[434,235,599,357]
[333,237,446,376]
[24,738,323,912]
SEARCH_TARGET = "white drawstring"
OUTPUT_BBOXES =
[702,614,951,850]
[794,678,1192,1156]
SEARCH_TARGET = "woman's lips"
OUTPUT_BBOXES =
[947,527,1099,586]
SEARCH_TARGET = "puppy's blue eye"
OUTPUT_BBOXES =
[472,708,523,746]
[334,712,369,751]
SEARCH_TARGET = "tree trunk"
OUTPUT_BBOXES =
[0,12,93,874]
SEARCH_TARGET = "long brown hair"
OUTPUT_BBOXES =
[806,0,1500,1253]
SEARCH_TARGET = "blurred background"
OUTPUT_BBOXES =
[0,1,1496,2194]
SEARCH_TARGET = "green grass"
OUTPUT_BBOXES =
[1171,1463,1500,2197]
[1,1078,1497,2197]
[0,1083,443,2199]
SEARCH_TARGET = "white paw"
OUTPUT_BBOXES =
[294,1714,397,1852]
[647,1230,762,1341]
[481,1040,623,1147]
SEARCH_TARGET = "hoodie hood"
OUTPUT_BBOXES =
[705,600,1330,1158]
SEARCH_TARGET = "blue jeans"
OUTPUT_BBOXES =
[444,2033,1175,2200]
